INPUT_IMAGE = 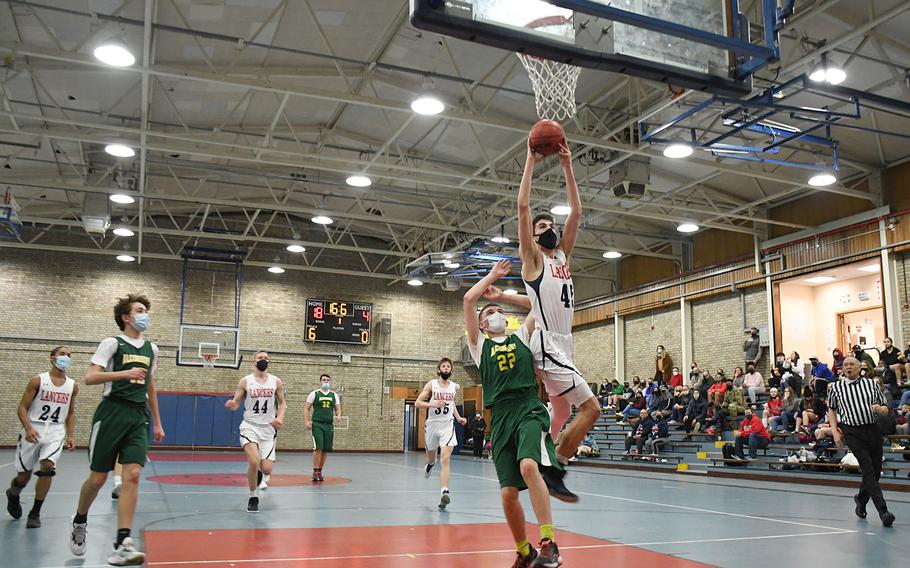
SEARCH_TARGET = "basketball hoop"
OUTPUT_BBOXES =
[518,15,581,121]
[202,353,218,369]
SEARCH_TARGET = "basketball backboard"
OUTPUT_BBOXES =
[411,0,787,97]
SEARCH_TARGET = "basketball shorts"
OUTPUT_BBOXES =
[490,397,562,490]
[425,421,457,452]
[536,331,595,408]
[88,398,150,472]
[312,421,334,452]
[239,421,277,461]
[15,426,66,472]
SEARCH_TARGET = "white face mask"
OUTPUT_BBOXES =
[483,312,507,333]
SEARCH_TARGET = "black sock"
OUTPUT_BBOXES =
[116,528,131,547]
[30,499,43,515]
[73,512,88,524]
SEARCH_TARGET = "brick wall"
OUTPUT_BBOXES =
[623,306,681,382]
[895,252,910,346]
[691,288,770,379]
[0,250,475,451]
[573,322,614,382]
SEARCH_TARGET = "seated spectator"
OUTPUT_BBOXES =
[768,366,783,391]
[896,404,909,437]
[624,409,654,455]
[597,379,611,405]
[795,386,825,433]
[733,406,771,460]
[605,379,625,410]
[879,336,905,385]
[619,392,645,424]
[762,387,782,428]
[831,348,846,376]
[668,386,689,425]
[904,341,910,383]
[852,344,877,370]
[707,375,728,405]
[688,363,704,394]
[813,419,841,442]
[781,353,804,393]
[576,433,599,458]
[722,379,746,418]
[668,367,683,389]
[773,351,787,375]
[644,378,659,402]
[742,364,766,403]
[653,386,672,416]
[770,386,799,433]
[809,356,834,398]
[732,366,745,391]
[900,383,910,408]
[683,389,708,435]
[705,403,727,437]
[644,411,671,455]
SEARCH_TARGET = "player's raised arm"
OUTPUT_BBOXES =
[518,146,544,277]
[559,143,581,258]
[224,377,247,411]
[464,260,513,346]
[483,285,532,310]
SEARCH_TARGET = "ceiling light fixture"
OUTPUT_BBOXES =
[93,40,136,67]
[268,266,285,274]
[676,222,699,233]
[407,279,424,286]
[346,175,372,187]
[105,143,135,158]
[112,227,134,237]
[109,194,135,204]
[808,54,846,85]
[602,250,622,259]
[444,262,460,269]
[550,204,571,216]
[311,215,333,225]
[116,254,135,262]
[808,172,837,187]
[663,142,694,159]
[857,264,880,273]
[286,244,306,253]
[804,275,836,284]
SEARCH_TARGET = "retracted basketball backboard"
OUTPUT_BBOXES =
[411,0,789,97]
[176,246,244,369]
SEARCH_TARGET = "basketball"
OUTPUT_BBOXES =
[529,119,566,157]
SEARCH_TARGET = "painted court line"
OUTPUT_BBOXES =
[0,461,14,469]
[365,458,857,534]
[139,530,849,566]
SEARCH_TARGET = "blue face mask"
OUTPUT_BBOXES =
[54,355,71,371]
[322,383,330,390]
[132,313,150,331]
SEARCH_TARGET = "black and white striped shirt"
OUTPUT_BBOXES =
[827,377,886,426]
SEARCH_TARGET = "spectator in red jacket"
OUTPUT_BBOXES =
[668,367,683,389]
[707,377,728,406]
[762,387,782,428]
[733,406,771,460]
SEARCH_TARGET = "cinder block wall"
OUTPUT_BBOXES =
[624,307,681,382]
[0,250,476,451]
[573,322,614,381]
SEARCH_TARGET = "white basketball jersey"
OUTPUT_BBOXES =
[27,372,75,432]
[425,379,459,425]
[243,374,277,426]
[524,249,574,335]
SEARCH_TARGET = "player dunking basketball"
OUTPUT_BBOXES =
[6,346,78,529]
[225,350,286,513]
[416,357,467,510]
[492,140,599,468]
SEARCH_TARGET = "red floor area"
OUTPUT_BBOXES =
[148,452,249,462]
[145,524,714,567]
[147,473,351,487]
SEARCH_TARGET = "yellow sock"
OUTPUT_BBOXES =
[516,540,531,557]
[540,524,555,542]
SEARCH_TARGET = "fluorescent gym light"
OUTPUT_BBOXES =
[491,236,510,244]
[602,251,622,259]
[550,205,571,216]
[113,227,134,237]
[503,288,518,295]
[109,194,135,204]
[346,175,372,187]
[857,264,880,273]
[809,65,846,85]
[115,254,135,262]
[105,143,135,158]
[663,143,694,159]
[411,95,444,115]
[444,262,460,269]
[676,222,699,233]
[93,41,136,67]
[286,244,306,253]
[808,172,837,187]
[311,215,333,225]
[268,266,285,274]
[407,279,424,286]
[804,276,836,284]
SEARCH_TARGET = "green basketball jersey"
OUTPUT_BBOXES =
[106,337,154,404]
[311,390,338,423]
[478,331,537,408]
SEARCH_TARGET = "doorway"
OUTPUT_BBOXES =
[838,308,885,359]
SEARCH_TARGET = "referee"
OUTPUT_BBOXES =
[827,356,895,527]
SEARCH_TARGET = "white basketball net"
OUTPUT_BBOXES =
[518,54,580,121]
[202,354,217,369]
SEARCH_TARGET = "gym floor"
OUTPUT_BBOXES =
[1,449,906,567]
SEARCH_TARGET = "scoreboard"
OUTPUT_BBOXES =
[305,299,372,345]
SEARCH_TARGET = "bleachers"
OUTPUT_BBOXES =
[571,407,910,489]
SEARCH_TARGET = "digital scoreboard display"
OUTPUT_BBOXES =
[305,299,372,345]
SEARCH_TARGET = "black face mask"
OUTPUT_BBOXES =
[255,360,269,372]
[439,370,452,380]
[536,227,559,250]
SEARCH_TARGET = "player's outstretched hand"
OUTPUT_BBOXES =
[334,415,341,423]
[489,259,511,279]
[153,425,165,443]
[123,367,147,382]
[558,142,572,168]
[482,285,503,301]
[430,399,445,408]
[270,417,283,430]
[457,417,467,426]
[66,435,75,450]
[526,143,547,164]
[25,427,40,443]
[306,420,313,430]
[225,399,238,411]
